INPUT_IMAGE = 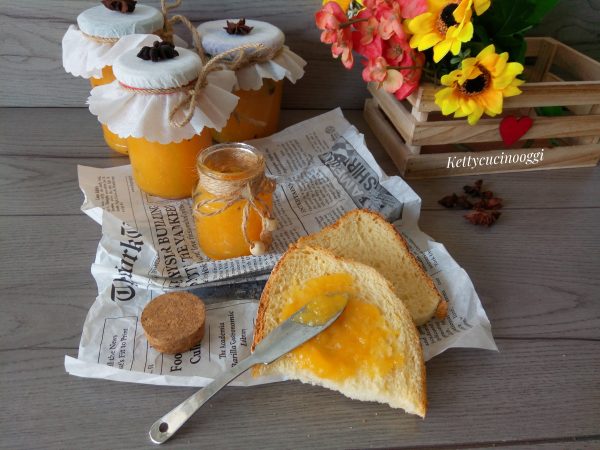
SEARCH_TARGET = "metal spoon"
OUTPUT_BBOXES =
[149,295,348,444]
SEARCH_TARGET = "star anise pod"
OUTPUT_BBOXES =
[473,197,504,211]
[438,193,457,208]
[438,193,473,209]
[137,41,179,62]
[224,19,254,35]
[463,179,483,197]
[101,0,136,13]
[464,210,501,227]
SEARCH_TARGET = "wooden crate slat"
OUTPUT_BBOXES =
[363,99,410,173]
[415,81,600,113]
[553,40,600,81]
[365,38,600,177]
[404,144,600,179]
[412,114,600,146]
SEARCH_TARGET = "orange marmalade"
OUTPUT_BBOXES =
[89,66,128,155]
[280,273,404,381]
[128,130,212,199]
[212,79,283,142]
[193,143,274,260]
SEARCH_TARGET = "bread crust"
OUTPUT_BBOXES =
[296,208,447,324]
[251,244,427,417]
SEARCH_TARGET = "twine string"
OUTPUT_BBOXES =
[167,14,208,64]
[159,0,181,43]
[168,43,282,128]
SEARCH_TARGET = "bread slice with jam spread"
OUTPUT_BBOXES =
[252,245,427,417]
[296,209,446,326]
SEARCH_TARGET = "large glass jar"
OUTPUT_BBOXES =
[88,45,239,200]
[197,19,305,142]
[128,131,212,199]
[63,4,165,155]
[89,65,129,155]
[193,143,276,260]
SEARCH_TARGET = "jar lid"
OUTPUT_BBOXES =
[197,19,285,56]
[77,5,163,39]
[113,47,202,89]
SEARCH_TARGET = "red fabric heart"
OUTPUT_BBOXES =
[499,116,533,147]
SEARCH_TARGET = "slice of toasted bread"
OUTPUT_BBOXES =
[253,245,426,416]
[296,209,446,326]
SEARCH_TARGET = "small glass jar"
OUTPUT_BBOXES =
[198,19,305,142]
[193,143,276,260]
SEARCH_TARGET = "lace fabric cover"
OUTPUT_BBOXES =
[197,19,307,91]
[88,47,239,144]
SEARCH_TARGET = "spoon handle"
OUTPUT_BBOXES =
[149,355,258,444]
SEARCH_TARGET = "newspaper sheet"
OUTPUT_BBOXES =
[65,108,497,387]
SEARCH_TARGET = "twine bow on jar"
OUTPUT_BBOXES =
[193,146,278,257]
[167,42,280,128]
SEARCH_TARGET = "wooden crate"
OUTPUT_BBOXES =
[364,37,600,178]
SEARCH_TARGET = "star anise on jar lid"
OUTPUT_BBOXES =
[137,41,179,62]
[224,19,254,35]
[101,0,137,13]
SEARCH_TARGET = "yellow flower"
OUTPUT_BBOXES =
[408,0,489,63]
[323,0,352,12]
[435,44,525,125]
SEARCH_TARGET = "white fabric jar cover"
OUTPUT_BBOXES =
[88,46,239,144]
[62,4,167,79]
[197,19,306,91]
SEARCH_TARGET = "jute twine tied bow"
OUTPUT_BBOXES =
[193,149,277,256]
[168,42,281,128]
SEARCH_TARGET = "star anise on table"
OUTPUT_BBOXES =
[137,41,179,62]
[438,179,505,227]
[101,0,137,13]
[224,19,254,35]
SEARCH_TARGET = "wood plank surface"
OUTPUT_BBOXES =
[1,106,600,449]
[1,340,599,450]
[1,0,599,108]
[2,108,600,213]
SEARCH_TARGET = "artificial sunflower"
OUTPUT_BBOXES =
[408,0,490,63]
[434,44,525,125]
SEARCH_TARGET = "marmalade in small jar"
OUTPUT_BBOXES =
[89,65,128,155]
[193,143,276,260]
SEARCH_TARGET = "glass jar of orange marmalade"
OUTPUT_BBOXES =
[197,19,306,142]
[63,4,165,155]
[193,143,277,259]
[89,66,128,154]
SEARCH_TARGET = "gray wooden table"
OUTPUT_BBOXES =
[2,0,600,448]
[1,107,599,450]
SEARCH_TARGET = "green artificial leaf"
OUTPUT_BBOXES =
[536,106,567,117]
[528,0,561,26]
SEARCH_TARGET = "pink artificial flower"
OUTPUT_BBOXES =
[395,0,428,19]
[362,56,404,92]
[332,28,355,68]
[384,34,412,65]
[315,2,348,44]
[394,51,425,100]
[354,9,379,45]
[353,33,383,59]
[377,1,405,40]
